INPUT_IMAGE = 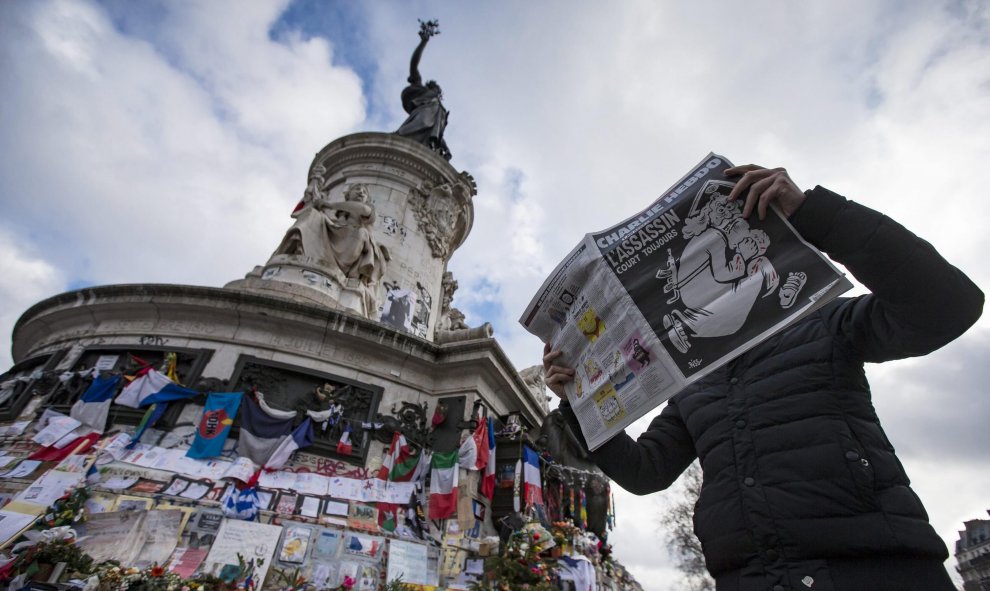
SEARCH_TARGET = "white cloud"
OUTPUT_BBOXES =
[0,231,65,369]
[0,0,365,291]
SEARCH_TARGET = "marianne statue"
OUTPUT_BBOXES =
[395,20,452,161]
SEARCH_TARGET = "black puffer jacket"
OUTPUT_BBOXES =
[562,187,984,590]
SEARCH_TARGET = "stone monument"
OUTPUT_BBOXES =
[0,22,644,589]
[226,131,477,342]
[8,20,548,473]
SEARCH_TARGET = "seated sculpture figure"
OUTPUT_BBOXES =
[273,181,389,315]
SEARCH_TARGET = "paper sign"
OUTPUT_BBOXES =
[167,547,209,578]
[203,518,282,586]
[0,510,37,546]
[32,414,81,447]
[387,539,431,585]
[15,469,82,509]
[94,355,120,371]
[0,460,41,478]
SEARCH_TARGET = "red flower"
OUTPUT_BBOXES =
[150,565,166,577]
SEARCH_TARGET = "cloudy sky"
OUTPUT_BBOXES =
[1,0,988,587]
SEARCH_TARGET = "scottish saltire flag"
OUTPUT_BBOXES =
[523,445,544,506]
[187,392,243,459]
[480,418,497,501]
[236,393,297,466]
[428,449,459,520]
[223,486,260,521]
[70,374,122,433]
[264,417,315,470]
[129,382,200,447]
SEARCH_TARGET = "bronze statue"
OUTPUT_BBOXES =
[395,20,451,160]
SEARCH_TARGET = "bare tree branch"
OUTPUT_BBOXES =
[658,461,715,591]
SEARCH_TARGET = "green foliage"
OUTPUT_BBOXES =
[469,528,556,591]
[38,486,91,530]
[13,539,94,578]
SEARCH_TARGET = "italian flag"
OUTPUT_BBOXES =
[428,449,459,520]
[378,433,419,482]
[377,432,420,531]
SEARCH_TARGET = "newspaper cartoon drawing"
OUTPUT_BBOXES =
[577,307,606,342]
[655,181,806,353]
[521,153,853,449]
[630,339,650,368]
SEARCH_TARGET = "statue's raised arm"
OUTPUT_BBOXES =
[406,20,437,86]
[395,19,452,161]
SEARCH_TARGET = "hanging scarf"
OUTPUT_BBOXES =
[579,488,588,530]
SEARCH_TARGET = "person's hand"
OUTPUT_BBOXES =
[542,342,575,400]
[725,165,806,220]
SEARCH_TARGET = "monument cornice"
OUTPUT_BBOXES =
[14,283,435,360]
[12,283,546,425]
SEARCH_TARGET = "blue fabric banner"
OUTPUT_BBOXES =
[187,391,243,459]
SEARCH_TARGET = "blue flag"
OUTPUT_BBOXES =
[187,392,243,459]
[129,382,201,448]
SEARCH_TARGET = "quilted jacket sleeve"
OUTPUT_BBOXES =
[559,397,696,495]
[789,186,984,361]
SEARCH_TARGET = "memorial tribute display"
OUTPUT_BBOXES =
[0,18,643,591]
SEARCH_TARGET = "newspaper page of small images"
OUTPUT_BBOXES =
[520,153,852,450]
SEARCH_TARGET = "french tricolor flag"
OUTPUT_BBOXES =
[69,374,122,433]
[480,417,496,501]
[522,445,543,507]
[336,424,353,455]
[264,417,315,470]
[236,393,298,466]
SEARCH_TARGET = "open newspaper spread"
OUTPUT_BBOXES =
[519,153,852,450]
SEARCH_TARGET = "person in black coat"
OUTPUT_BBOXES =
[544,164,984,591]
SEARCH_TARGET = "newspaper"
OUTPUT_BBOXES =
[520,153,852,450]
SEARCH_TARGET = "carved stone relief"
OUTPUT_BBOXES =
[436,271,468,333]
[407,181,469,259]
[519,365,546,397]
